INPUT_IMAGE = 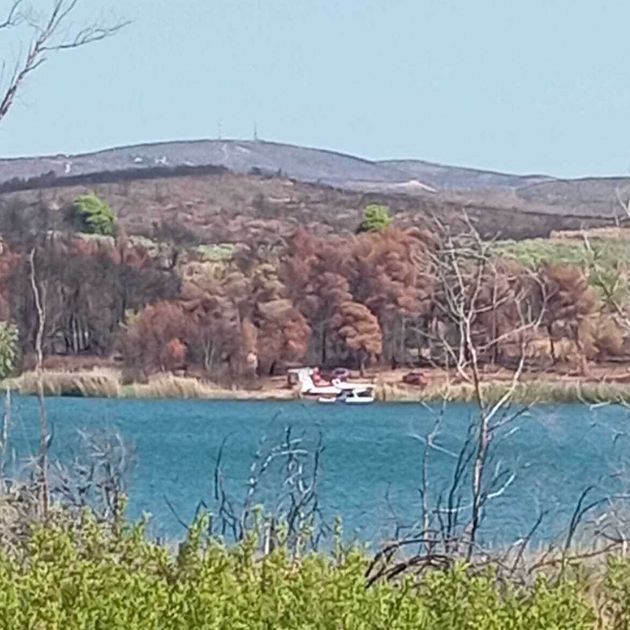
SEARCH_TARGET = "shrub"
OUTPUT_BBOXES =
[68,193,117,236]
[0,322,18,380]
[0,516,604,629]
[357,204,393,233]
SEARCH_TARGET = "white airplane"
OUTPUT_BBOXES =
[289,368,373,398]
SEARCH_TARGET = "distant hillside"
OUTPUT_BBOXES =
[1,139,629,231]
[0,140,412,190]
[379,159,552,191]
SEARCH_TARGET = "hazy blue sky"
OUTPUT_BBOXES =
[0,0,628,176]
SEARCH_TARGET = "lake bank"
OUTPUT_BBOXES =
[6,367,630,404]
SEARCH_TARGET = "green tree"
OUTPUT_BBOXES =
[0,322,18,379]
[69,194,117,236]
[357,204,392,233]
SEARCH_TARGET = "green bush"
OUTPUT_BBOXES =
[0,512,614,629]
[195,243,236,262]
[68,194,117,236]
[0,322,18,380]
[358,204,393,233]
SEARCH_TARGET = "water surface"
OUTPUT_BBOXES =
[5,396,629,544]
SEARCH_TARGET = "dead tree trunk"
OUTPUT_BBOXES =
[29,248,48,519]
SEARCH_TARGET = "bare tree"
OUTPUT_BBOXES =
[423,217,550,551]
[365,217,630,590]
[50,428,133,525]
[0,385,11,487]
[0,0,128,126]
[199,427,330,556]
[28,246,48,516]
[367,214,549,584]
[615,188,630,223]
[0,0,126,516]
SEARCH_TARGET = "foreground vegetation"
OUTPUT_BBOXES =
[0,512,629,629]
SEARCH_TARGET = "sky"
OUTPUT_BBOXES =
[0,0,629,177]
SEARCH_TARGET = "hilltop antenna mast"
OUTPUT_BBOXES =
[253,0,263,144]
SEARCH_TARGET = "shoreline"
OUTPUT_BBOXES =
[6,369,630,404]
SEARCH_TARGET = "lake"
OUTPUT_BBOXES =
[4,396,629,546]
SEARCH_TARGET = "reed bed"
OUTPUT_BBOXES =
[5,371,298,401]
[376,379,630,404]
[129,374,297,400]
[8,369,121,398]
[6,370,630,404]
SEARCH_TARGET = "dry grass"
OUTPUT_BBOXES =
[5,370,300,401]
[551,226,630,241]
[6,370,299,401]
[129,375,220,399]
[6,369,630,404]
[375,379,630,404]
[8,369,121,398]
[129,374,297,401]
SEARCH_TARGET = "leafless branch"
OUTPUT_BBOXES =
[49,428,133,523]
[0,0,128,125]
[0,1,23,30]
[210,426,330,555]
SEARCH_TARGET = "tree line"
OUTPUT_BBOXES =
[0,195,626,382]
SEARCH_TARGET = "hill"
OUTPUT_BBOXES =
[0,139,628,239]
[0,140,411,190]
[378,159,551,190]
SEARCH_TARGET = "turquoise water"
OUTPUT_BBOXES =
[5,396,629,544]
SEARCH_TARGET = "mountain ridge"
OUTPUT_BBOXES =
[1,138,629,222]
[0,138,556,190]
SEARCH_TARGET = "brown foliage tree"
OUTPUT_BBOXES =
[250,262,310,374]
[10,235,179,358]
[123,301,192,377]
[349,227,435,367]
[540,263,601,365]
[161,338,187,372]
[592,317,624,359]
[282,228,363,365]
[470,258,541,365]
[255,299,310,375]
[331,302,382,374]
[0,242,19,320]
[179,270,242,376]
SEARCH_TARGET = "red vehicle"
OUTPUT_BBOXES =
[319,367,350,382]
[331,367,350,381]
[402,370,427,387]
